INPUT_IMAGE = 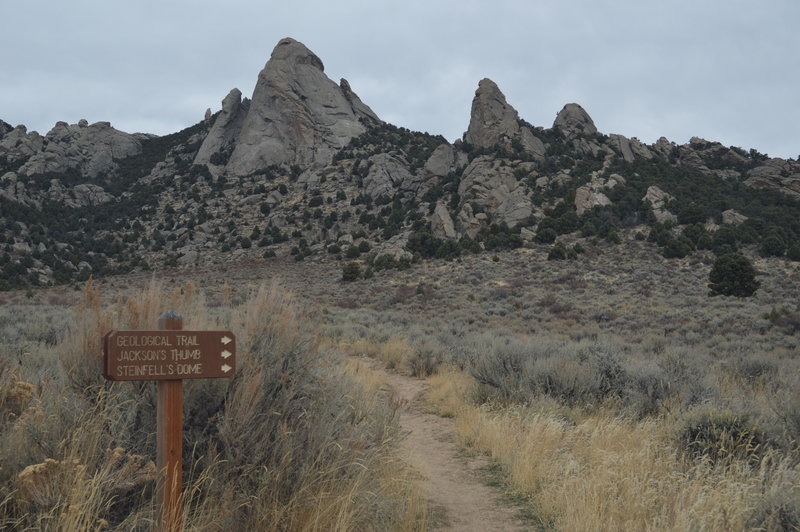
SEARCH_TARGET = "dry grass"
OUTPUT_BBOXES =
[425,367,800,531]
[0,279,425,530]
[336,336,417,374]
[424,366,476,418]
[6,233,800,530]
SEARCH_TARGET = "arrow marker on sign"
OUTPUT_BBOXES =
[221,350,232,359]
[221,364,232,373]
[221,336,232,345]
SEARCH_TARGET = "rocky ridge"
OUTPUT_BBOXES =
[1,37,800,289]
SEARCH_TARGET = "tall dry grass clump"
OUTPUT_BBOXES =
[451,400,800,531]
[0,279,423,530]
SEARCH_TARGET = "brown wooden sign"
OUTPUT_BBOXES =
[102,330,236,381]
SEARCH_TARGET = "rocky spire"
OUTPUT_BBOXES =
[464,78,521,149]
[194,88,250,166]
[224,38,380,175]
[463,78,545,159]
[553,103,597,137]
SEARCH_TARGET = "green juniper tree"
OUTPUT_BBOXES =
[708,253,759,297]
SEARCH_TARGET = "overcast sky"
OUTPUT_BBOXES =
[2,1,798,159]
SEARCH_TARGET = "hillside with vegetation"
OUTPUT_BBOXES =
[1,39,800,291]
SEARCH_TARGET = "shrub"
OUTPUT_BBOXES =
[547,242,568,260]
[708,253,759,297]
[724,356,778,386]
[407,231,462,259]
[662,237,692,259]
[342,262,361,282]
[787,242,800,261]
[469,339,629,407]
[760,234,785,257]
[479,224,522,251]
[408,348,438,378]
[677,409,775,466]
[535,228,557,244]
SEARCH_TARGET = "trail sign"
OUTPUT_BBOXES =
[101,312,236,531]
[102,330,236,381]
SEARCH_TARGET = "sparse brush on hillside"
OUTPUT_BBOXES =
[0,279,424,530]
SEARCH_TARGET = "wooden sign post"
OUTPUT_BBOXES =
[157,311,183,532]
[102,311,236,532]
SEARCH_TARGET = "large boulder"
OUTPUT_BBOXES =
[722,209,747,225]
[553,103,597,138]
[424,143,458,178]
[574,186,611,216]
[430,201,457,239]
[643,185,677,224]
[363,153,415,199]
[225,38,380,174]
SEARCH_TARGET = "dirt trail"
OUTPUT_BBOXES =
[366,360,529,531]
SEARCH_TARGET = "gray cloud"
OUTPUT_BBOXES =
[2,0,798,158]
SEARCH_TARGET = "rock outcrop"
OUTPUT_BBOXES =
[430,201,457,239]
[608,134,652,162]
[17,121,141,178]
[0,172,32,205]
[573,172,624,215]
[574,187,611,216]
[194,89,250,166]
[225,38,380,175]
[553,103,597,138]
[47,180,113,208]
[745,159,800,197]
[457,156,532,230]
[643,185,677,224]
[464,79,545,159]
[363,153,415,199]
[423,144,458,178]
[722,209,747,225]
[465,79,520,149]
[0,126,43,164]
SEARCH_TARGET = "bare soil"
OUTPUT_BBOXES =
[363,358,530,531]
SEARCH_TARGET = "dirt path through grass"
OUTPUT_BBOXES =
[365,359,529,531]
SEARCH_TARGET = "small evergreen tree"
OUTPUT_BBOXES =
[547,242,568,260]
[342,262,361,282]
[708,253,759,297]
[759,234,785,257]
